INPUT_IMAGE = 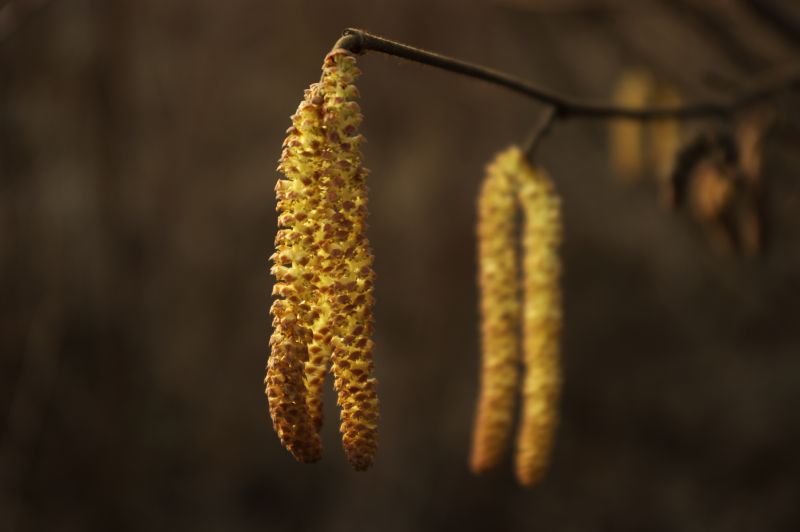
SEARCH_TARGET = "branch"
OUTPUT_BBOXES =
[661,0,764,72]
[523,106,557,162]
[742,0,800,48]
[333,28,800,122]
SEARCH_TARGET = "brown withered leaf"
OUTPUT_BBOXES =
[667,130,737,210]
[670,121,771,258]
[687,159,738,256]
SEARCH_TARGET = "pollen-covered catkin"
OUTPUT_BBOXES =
[470,147,522,474]
[268,83,328,464]
[269,48,379,470]
[515,162,562,487]
[316,49,379,471]
[610,70,653,183]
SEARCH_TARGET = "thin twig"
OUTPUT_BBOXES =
[661,0,764,72]
[333,28,799,121]
[523,106,557,162]
[742,0,800,48]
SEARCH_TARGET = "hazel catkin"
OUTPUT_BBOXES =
[470,146,563,486]
[268,83,327,464]
[649,84,683,186]
[470,146,522,474]
[268,47,378,471]
[316,49,379,471]
[610,70,653,183]
[515,161,562,487]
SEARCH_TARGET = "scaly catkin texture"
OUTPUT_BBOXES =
[515,161,562,487]
[268,48,378,469]
[315,49,379,471]
[470,147,522,474]
[268,83,328,464]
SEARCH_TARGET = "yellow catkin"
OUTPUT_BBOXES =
[649,84,683,201]
[268,83,327,464]
[515,160,562,487]
[268,48,378,469]
[470,147,522,474]
[315,49,379,471]
[610,70,653,183]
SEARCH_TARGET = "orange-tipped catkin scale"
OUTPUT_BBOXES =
[316,49,379,471]
[515,161,562,487]
[268,83,329,463]
[610,70,653,183]
[470,147,522,474]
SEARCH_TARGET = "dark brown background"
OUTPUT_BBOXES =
[2,0,800,530]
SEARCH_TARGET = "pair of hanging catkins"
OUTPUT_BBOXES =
[470,146,563,487]
[268,48,378,471]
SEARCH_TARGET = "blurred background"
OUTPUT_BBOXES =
[2,0,800,530]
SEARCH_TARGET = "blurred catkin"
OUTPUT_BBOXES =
[470,146,522,474]
[649,84,683,195]
[268,48,378,470]
[515,161,562,487]
[470,146,562,486]
[610,70,653,183]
